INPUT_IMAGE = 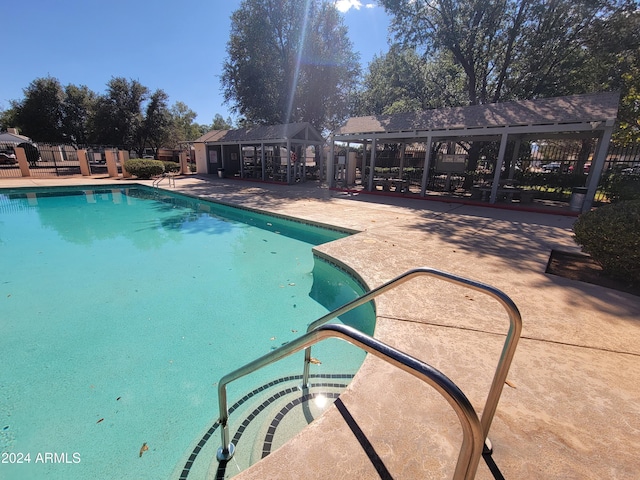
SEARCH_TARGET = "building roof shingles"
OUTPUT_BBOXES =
[335,92,620,135]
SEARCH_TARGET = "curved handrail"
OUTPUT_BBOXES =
[152,173,175,188]
[303,267,522,445]
[217,323,484,479]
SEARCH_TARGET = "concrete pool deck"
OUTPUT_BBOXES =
[2,175,639,479]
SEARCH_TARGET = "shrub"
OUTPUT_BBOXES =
[600,173,640,203]
[573,199,640,283]
[124,159,164,179]
[162,161,181,173]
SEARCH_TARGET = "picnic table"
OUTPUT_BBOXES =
[473,180,534,204]
[371,173,409,193]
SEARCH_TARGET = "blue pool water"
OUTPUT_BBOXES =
[0,186,373,480]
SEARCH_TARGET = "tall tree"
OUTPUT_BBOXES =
[0,106,18,132]
[139,89,172,156]
[379,0,637,176]
[168,101,204,145]
[221,0,360,131]
[580,4,640,145]
[61,84,96,145]
[89,77,148,148]
[211,113,233,130]
[355,46,467,115]
[379,0,626,105]
[13,76,65,142]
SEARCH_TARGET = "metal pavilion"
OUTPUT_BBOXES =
[328,92,620,213]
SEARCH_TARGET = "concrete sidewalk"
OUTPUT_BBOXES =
[2,175,639,479]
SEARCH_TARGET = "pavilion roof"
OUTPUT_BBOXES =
[334,92,620,138]
[194,122,324,144]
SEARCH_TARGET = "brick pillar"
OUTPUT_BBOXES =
[104,149,119,177]
[14,147,31,177]
[77,149,91,176]
[179,151,189,174]
[119,150,131,178]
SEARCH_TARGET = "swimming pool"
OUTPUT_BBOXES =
[0,186,374,479]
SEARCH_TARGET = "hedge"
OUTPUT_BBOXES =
[124,159,165,179]
[573,199,640,284]
[162,161,181,173]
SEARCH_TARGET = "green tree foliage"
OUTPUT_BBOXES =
[139,89,172,156]
[61,84,96,145]
[378,0,629,105]
[222,0,360,131]
[211,113,233,130]
[584,6,640,145]
[355,46,467,115]
[167,101,211,145]
[5,76,208,150]
[616,67,640,145]
[0,106,18,132]
[89,77,149,149]
[12,76,66,143]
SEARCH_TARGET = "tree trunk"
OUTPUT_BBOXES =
[575,138,593,177]
[463,142,483,188]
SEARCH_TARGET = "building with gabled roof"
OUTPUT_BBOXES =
[0,128,33,145]
[193,122,325,183]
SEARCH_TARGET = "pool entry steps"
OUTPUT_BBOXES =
[179,373,353,479]
[205,267,522,479]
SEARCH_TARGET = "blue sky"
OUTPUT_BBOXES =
[0,0,390,125]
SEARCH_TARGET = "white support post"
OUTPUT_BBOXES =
[490,133,509,204]
[362,140,368,187]
[368,138,377,191]
[286,140,291,184]
[508,138,521,179]
[399,143,406,180]
[328,137,335,187]
[420,136,433,196]
[583,125,614,212]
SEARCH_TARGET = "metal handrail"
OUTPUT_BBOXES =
[217,323,484,480]
[302,267,522,447]
[152,173,175,188]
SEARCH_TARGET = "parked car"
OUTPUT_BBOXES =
[0,152,17,164]
[541,162,561,173]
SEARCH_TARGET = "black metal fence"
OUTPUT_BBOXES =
[0,143,123,178]
[354,142,639,203]
[0,142,21,178]
[2,140,639,205]
[28,143,82,177]
[0,142,84,178]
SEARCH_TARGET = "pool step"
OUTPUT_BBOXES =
[178,373,353,480]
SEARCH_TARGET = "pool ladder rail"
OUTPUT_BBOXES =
[215,267,522,480]
[152,172,176,188]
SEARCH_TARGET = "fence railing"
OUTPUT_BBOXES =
[26,143,82,177]
[350,143,639,202]
[0,143,130,178]
[0,142,21,178]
